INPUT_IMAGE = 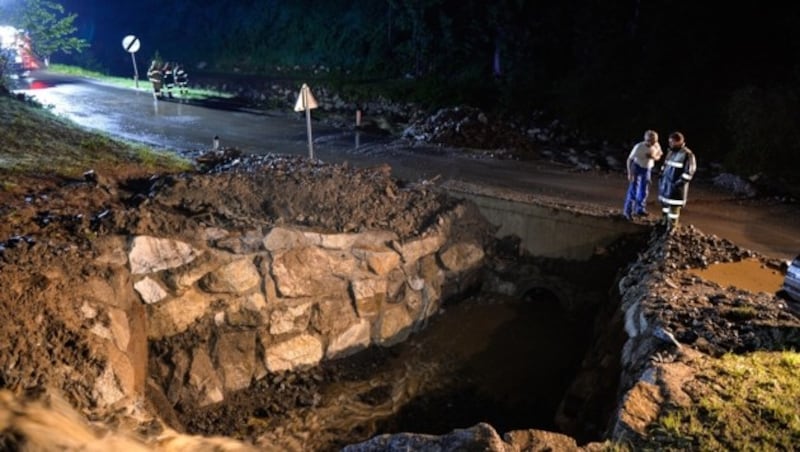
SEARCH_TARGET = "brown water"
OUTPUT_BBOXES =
[185,292,596,451]
[370,293,591,437]
[690,259,784,294]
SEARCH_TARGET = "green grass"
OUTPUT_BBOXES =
[47,64,235,100]
[0,92,191,180]
[647,351,800,451]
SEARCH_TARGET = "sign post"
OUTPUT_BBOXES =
[294,83,319,159]
[121,35,141,88]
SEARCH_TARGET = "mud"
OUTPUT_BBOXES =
[0,153,470,431]
[690,258,785,294]
[0,143,639,450]
[1,159,799,451]
[2,125,799,451]
[175,291,593,451]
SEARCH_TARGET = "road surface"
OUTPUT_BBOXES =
[15,71,800,261]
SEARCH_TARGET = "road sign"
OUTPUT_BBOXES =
[121,35,141,88]
[294,83,318,159]
[122,35,140,54]
[294,83,318,112]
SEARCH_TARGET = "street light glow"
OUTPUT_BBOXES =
[0,25,18,47]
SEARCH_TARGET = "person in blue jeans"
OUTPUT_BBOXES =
[623,129,663,220]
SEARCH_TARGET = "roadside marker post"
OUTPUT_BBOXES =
[122,35,141,88]
[294,83,319,159]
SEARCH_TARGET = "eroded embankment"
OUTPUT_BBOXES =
[0,154,494,449]
[164,227,649,450]
[2,153,798,451]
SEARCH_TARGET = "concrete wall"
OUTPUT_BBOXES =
[449,191,646,260]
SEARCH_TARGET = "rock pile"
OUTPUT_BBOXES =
[402,106,536,157]
[608,225,800,444]
[623,226,799,358]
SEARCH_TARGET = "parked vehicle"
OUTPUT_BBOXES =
[781,254,800,302]
[0,25,39,78]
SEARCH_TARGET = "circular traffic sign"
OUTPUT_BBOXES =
[122,35,140,53]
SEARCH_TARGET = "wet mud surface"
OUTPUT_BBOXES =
[690,258,785,294]
[178,293,594,451]
[2,75,800,450]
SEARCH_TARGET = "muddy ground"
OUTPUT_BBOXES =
[2,150,799,450]
[2,105,800,450]
[0,150,492,448]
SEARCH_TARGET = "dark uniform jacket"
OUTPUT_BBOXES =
[175,67,188,86]
[658,146,696,206]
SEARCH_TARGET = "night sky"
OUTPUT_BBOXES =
[58,1,798,81]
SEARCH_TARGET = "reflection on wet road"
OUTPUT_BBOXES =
[15,72,331,154]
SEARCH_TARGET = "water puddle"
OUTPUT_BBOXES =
[181,292,596,450]
[370,293,591,436]
[690,258,784,294]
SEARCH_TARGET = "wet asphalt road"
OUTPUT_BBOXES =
[15,71,339,154]
[13,71,800,260]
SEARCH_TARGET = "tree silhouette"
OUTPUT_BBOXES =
[12,0,89,66]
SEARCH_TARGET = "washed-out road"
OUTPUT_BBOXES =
[15,71,800,261]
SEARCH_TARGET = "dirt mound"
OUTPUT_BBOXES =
[127,151,454,240]
[0,155,460,430]
[0,174,123,414]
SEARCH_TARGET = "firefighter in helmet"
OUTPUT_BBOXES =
[658,131,696,230]
[162,61,175,99]
[147,60,163,100]
[174,63,189,96]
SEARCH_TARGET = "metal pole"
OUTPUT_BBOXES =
[304,87,314,159]
[131,52,139,88]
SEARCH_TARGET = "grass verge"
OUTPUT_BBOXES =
[0,91,191,195]
[47,64,235,100]
[646,351,800,450]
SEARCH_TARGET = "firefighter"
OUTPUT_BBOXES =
[658,131,696,230]
[162,62,175,99]
[174,63,189,96]
[147,60,163,100]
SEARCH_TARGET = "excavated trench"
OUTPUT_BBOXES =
[148,198,651,450]
[0,159,657,450]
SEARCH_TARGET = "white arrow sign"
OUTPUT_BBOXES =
[294,83,318,159]
[294,83,318,112]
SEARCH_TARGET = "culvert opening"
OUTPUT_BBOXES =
[367,290,591,436]
[148,231,648,450]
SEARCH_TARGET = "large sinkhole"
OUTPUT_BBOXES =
[150,228,648,451]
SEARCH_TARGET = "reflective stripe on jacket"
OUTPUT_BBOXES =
[658,147,696,206]
[148,68,162,83]
[175,68,188,85]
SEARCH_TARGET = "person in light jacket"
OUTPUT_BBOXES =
[623,129,663,220]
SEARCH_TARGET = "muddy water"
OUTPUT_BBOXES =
[690,259,784,294]
[185,293,593,451]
